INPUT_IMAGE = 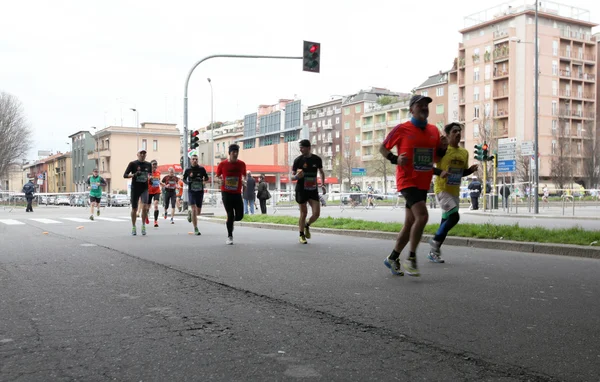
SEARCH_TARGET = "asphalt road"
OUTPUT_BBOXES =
[1,206,599,381]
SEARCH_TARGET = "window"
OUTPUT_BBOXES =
[551,140,557,154]
[345,136,350,144]
[355,105,361,113]
[577,123,582,137]
[335,131,340,138]
[335,117,340,124]
[436,104,444,114]
[552,80,558,96]
[355,135,360,142]
[552,61,558,75]
[317,120,321,128]
[484,85,491,100]
[484,103,490,117]
[421,90,428,97]
[484,65,490,80]
[141,139,147,150]
[577,142,582,154]
[474,105,480,119]
[436,87,444,97]
[473,87,480,101]
[327,118,332,126]
[153,140,158,151]
[344,121,350,130]
[552,40,558,56]
[474,67,480,82]
[318,133,322,141]
[344,107,350,115]
[552,101,557,116]
[335,144,340,152]
[312,122,316,128]
[552,119,557,133]
[355,149,361,157]
[355,119,361,128]
[473,123,480,138]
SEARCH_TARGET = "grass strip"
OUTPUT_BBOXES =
[215,214,600,247]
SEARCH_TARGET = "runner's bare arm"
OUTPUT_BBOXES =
[319,168,326,194]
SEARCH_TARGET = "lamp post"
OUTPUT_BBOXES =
[91,126,99,168]
[207,78,214,190]
[130,108,139,151]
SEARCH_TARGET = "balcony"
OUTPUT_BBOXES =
[362,124,374,132]
[323,137,333,144]
[559,49,572,60]
[309,126,317,133]
[493,88,509,99]
[583,93,595,100]
[98,149,110,157]
[318,112,325,118]
[459,78,465,86]
[374,122,387,130]
[361,154,374,161]
[387,119,400,127]
[493,126,508,138]
[326,110,334,116]
[559,89,572,98]
[324,164,333,171]
[459,97,466,104]
[323,124,333,130]
[560,29,596,42]
[493,29,508,40]
[334,108,341,114]
[493,48,509,61]
[324,151,333,158]
[558,69,572,78]
[361,139,373,146]
[99,171,111,179]
[558,109,572,118]
[493,109,509,118]
[493,69,509,78]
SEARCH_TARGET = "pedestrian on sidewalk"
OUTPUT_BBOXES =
[468,175,482,210]
[243,171,256,215]
[499,183,511,208]
[22,178,35,212]
[379,94,448,277]
[256,174,270,214]
[429,122,478,263]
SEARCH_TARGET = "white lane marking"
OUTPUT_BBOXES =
[95,217,128,222]
[63,218,96,223]
[0,219,25,225]
[30,218,62,224]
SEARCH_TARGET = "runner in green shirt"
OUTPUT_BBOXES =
[86,169,107,220]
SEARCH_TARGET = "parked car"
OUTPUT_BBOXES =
[110,194,130,207]
[54,196,70,206]
[70,195,88,207]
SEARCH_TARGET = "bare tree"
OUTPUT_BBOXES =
[582,120,599,189]
[365,153,391,194]
[550,117,572,190]
[515,151,531,184]
[332,142,359,189]
[0,92,32,179]
[474,113,495,181]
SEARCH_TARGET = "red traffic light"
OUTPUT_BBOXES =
[309,44,318,53]
[482,144,488,150]
[191,130,200,137]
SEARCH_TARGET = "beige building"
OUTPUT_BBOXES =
[46,152,74,193]
[457,1,597,184]
[415,71,453,130]
[1,163,25,192]
[88,123,181,193]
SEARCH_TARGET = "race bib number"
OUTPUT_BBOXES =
[413,148,433,171]
[168,180,177,189]
[225,176,239,191]
[152,179,160,187]
[191,180,204,192]
[446,167,463,186]
[136,172,148,183]
[304,175,317,191]
[91,183,99,190]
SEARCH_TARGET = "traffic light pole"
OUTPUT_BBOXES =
[183,54,302,171]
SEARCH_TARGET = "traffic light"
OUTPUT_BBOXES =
[190,130,200,149]
[303,41,320,73]
[474,143,484,161]
[482,143,489,161]
[180,156,183,167]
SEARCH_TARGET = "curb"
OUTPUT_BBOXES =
[462,211,600,221]
[200,218,600,260]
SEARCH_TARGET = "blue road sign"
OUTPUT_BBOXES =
[351,167,367,176]
[497,159,516,173]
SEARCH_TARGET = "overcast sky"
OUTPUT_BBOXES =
[1,0,598,159]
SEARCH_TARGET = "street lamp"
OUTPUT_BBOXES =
[130,108,139,151]
[207,78,214,190]
[91,126,99,168]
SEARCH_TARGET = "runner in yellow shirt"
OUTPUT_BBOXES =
[429,122,478,263]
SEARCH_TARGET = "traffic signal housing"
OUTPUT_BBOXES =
[303,41,320,73]
[482,143,489,161]
[190,130,200,149]
[474,143,484,161]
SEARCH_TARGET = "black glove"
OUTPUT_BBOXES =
[386,152,398,165]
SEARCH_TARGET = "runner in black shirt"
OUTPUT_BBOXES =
[292,139,326,244]
[182,155,209,235]
[123,149,153,236]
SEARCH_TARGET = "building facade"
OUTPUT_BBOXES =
[415,71,453,130]
[46,152,73,193]
[457,1,597,186]
[69,131,96,192]
[88,123,181,193]
[304,99,343,178]
[0,163,24,192]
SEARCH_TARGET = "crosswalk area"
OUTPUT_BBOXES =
[0,216,186,226]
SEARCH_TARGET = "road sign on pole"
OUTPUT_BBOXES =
[351,167,367,176]
[497,137,517,162]
[521,141,534,156]
[497,159,516,173]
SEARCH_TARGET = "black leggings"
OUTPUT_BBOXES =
[222,192,244,236]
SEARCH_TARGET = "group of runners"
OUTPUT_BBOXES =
[85,94,474,276]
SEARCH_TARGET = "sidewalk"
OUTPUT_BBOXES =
[462,203,600,220]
